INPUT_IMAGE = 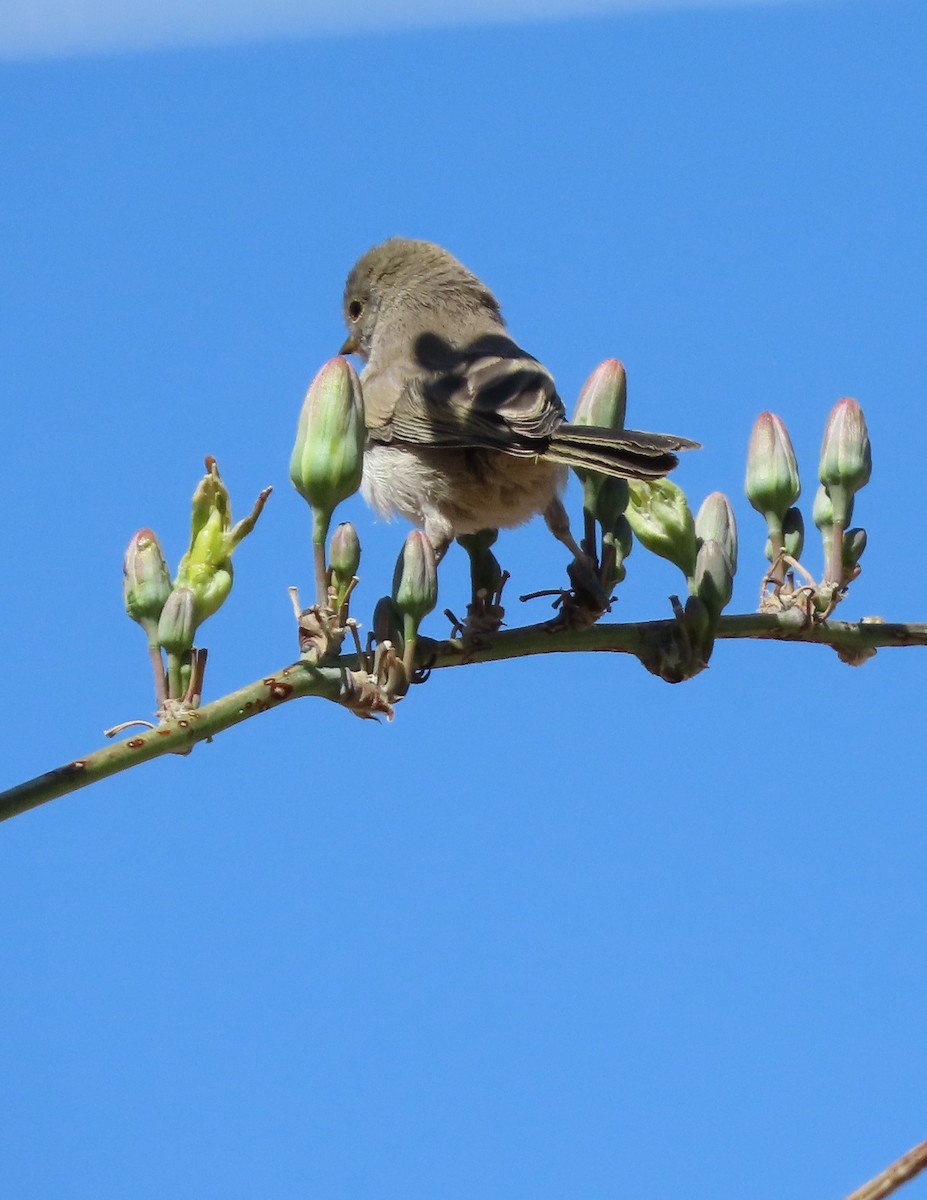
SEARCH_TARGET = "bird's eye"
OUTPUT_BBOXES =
[348,299,364,322]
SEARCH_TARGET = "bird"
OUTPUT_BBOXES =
[340,237,697,562]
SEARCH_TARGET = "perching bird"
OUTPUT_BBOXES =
[340,238,696,560]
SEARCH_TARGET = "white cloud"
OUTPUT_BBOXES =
[0,0,824,60]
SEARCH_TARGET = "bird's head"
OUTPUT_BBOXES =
[340,238,501,360]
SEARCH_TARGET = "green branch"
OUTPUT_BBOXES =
[2,611,925,826]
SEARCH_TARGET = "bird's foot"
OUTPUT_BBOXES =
[520,554,613,630]
[444,572,508,650]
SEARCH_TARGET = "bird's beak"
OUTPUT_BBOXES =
[339,334,359,356]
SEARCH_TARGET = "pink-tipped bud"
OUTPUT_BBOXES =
[745,412,800,521]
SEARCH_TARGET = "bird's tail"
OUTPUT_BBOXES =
[545,424,699,481]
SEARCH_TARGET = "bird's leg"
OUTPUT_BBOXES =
[449,529,508,644]
[543,497,585,561]
[541,498,612,628]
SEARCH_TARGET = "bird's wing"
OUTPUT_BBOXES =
[362,335,565,455]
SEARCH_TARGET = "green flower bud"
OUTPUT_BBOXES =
[157,586,197,655]
[372,595,403,647]
[392,530,438,626]
[290,357,365,539]
[572,359,628,430]
[819,397,872,499]
[611,514,634,561]
[766,506,804,563]
[572,361,630,524]
[782,506,804,560]
[123,528,171,633]
[586,476,630,534]
[745,412,800,523]
[694,539,734,620]
[818,398,871,536]
[330,521,361,584]
[626,479,697,580]
[174,457,270,628]
[695,492,738,574]
[602,514,633,586]
[842,527,867,577]
[812,484,834,531]
[683,595,712,646]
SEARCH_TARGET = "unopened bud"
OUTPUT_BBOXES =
[626,479,697,580]
[842,527,867,578]
[766,506,804,563]
[813,484,836,531]
[585,476,629,534]
[683,595,712,646]
[372,595,403,647]
[290,357,365,537]
[819,398,871,528]
[694,539,734,620]
[782,506,804,560]
[330,522,361,583]
[123,529,171,632]
[572,361,630,523]
[819,398,871,496]
[157,586,197,655]
[572,360,628,430]
[695,492,738,574]
[392,530,438,625]
[745,412,800,523]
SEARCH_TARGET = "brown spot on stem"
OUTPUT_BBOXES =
[127,738,146,749]
[265,679,294,702]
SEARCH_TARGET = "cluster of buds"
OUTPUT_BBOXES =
[745,399,871,614]
[622,477,738,671]
[123,458,270,713]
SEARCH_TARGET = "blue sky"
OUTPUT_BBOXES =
[2,1,926,1197]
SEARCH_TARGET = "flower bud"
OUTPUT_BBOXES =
[683,595,712,646]
[123,529,171,633]
[372,595,403,648]
[766,506,804,563]
[572,361,630,523]
[695,492,738,574]
[842,527,867,578]
[330,522,361,584]
[626,479,697,580]
[392,530,438,625]
[290,357,365,537]
[694,539,734,620]
[745,412,800,523]
[586,476,629,534]
[812,484,835,531]
[174,458,269,628]
[819,398,871,499]
[572,360,628,430]
[782,506,804,560]
[157,586,197,655]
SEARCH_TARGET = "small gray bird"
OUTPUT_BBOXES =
[340,238,696,560]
